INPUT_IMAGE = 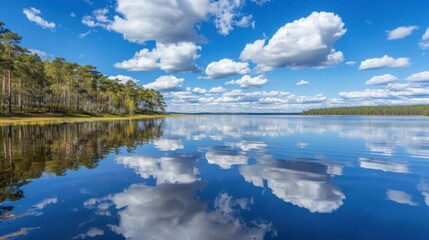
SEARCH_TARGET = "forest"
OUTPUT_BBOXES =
[303,105,429,116]
[0,21,166,115]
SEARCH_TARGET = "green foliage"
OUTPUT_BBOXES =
[302,105,429,116]
[0,20,166,115]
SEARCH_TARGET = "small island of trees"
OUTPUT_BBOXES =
[0,21,166,116]
[303,105,429,116]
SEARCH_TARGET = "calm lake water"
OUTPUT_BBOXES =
[1,115,429,240]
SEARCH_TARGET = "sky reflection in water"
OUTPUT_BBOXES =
[1,116,429,240]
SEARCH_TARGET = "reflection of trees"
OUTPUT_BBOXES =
[0,119,164,203]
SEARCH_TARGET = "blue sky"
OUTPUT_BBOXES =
[1,0,429,112]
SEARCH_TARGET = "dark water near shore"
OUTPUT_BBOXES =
[1,115,429,240]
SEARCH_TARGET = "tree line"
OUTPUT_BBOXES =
[0,21,166,115]
[303,105,429,116]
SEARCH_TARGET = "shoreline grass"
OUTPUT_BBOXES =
[0,113,182,125]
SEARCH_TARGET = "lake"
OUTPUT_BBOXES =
[1,115,429,240]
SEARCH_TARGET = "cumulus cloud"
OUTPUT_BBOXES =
[209,86,227,93]
[204,59,250,79]
[85,0,252,44]
[240,11,346,71]
[365,74,398,85]
[211,0,254,36]
[166,88,331,113]
[23,7,56,29]
[296,80,309,86]
[143,75,184,91]
[359,55,410,70]
[82,8,111,28]
[406,71,429,82]
[108,75,138,84]
[226,75,268,88]
[387,26,419,40]
[420,28,429,49]
[114,42,201,73]
[339,89,392,99]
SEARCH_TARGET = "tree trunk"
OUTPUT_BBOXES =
[8,69,12,113]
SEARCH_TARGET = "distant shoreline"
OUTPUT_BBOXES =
[302,105,429,116]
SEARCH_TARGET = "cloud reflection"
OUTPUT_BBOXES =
[116,154,200,184]
[359,157,409,173]
[239,157,345,213]
[386,189,418,206]
[205,146,248,169]
[105,183,273,240]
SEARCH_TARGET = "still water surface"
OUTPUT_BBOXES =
[1,115,429,239]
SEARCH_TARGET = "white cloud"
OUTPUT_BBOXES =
[387,26,419,40]
[359,55,410,70]
[226,75,268,88]
[346,61,356,66]
[339,89,391,99]
[33,198,58,210]
[82,8,111,28]
[108,75,138,84]
[420,28,429,49]
[406,71,429,82]
[423,28,429,40]
[23,7,56,29]
[205,59,250,79]
[70,12,76,18]
[386,190,418,206]
[211,0,253,35]
[240,11,346,71]
[143,75,184,92]
[29,49,51,60]
[109,0,206,43]
[114,42,201,73]
[296,80,309,86]
[365,74,398,85]
[79,30,92,39]
[86,0,251,44]
[209,86,227,93]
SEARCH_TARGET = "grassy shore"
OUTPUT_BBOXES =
[0,112,178,125]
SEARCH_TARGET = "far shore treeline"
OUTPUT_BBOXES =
[303,105,429,116]
[0,21,166,116]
